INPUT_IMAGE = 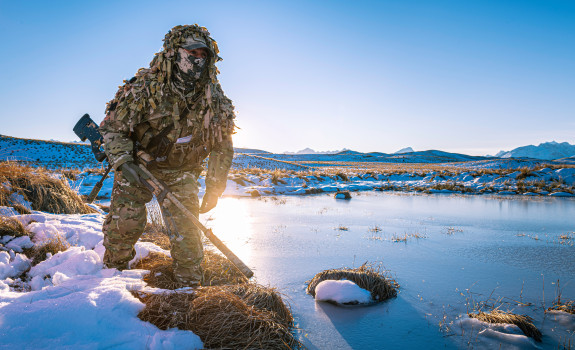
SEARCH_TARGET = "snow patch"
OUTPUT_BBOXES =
[315,279,372,305]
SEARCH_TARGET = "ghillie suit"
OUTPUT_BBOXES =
[99,25,235,285]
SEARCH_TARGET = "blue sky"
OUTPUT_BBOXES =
[0,0,573,155]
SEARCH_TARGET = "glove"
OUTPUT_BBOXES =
[199,192,218,213]
[119,161,150,186]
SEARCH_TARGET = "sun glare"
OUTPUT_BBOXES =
[201,197,254,262]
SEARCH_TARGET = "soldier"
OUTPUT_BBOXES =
[99,25,235,286]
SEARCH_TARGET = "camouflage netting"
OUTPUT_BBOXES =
[104,24,235,158]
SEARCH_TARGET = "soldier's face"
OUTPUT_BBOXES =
[184,48,208,59]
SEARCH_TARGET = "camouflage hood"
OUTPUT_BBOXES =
[105,24,235,147]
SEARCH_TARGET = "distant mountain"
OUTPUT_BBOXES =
[283,148,349,155]
[394,147,414,154]
[496,141,575,160]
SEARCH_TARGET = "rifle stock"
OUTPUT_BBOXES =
[136,159,254,279]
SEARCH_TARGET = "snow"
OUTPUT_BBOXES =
[498,141,575,160]
[457,317,541,349]
[314,279,372,305]
[0,251,31,279]
[0,211,204,349]
[0,271,202,349]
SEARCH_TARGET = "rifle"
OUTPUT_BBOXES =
[73,114,254,279]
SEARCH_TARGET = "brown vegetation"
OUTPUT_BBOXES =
[135,284,301,349]
[24,235,70,266]
[133,249,300,349]
[132,251,248,289]
[0,162,95,214]
[468,309,542,342]
[0,215,29,237]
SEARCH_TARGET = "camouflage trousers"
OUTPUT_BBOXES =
[102,167,203,283]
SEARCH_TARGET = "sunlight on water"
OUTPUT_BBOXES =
[200,193,575,349]
[200,197,254,263]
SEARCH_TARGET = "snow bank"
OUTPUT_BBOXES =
[0,270,203,349]
[0,211,204,349]
[457,316,541,349]
[314,279,372,305]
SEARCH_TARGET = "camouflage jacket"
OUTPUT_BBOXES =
[100,81,234,197]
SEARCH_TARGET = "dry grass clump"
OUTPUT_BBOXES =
[132,250,247,289]
[0,162,95,214]
[139,230,170,250]
[24,235,70,266]
[548,299,575,314]
[468,309,542,342]
[135,284,301,349]
[307,263,398,302]
[0,215,29,237]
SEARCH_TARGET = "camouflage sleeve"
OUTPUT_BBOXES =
[99,108,135,170]
[205,132,234,198]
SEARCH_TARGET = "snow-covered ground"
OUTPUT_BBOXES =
[0,209,203,349]
[74,166,575,205]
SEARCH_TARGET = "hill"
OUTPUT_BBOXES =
[496,141,575,160]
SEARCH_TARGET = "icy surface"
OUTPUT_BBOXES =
[205,193,575,349]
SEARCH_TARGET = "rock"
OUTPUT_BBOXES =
[335,191,351,200]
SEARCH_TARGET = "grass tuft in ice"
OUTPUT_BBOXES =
[468,309,542,342]
[306,262,398,302]
[391,232,425,242]
[135,284,302,350]
[444,227,463,235]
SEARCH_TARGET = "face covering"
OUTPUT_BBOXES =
[176,48,207,80]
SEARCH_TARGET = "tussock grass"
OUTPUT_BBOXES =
[548,300,575,315]
[468,309,542,342]
[132,251,247,289]
[0,162,95,214]
[24,235,70,266]
[133,243,300,349]
[0,216,29,237]
[135,284,302,349]
[307,263,398,302]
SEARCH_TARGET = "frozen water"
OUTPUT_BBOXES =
[206,192,575,349]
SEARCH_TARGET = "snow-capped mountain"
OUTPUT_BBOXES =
[496,141,575,160]
[283,148,349,155]
[394,147,414,154]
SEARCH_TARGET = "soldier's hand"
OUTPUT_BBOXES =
[199,192,218,213]
[119,161,150,186]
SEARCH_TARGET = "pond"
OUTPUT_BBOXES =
[206,192,574,349]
